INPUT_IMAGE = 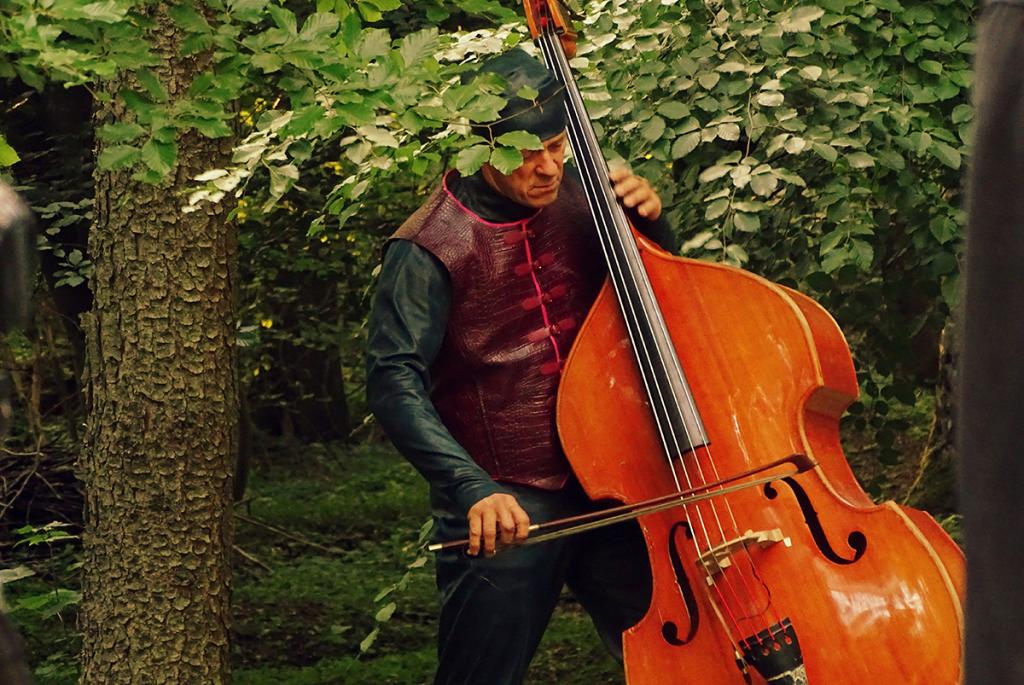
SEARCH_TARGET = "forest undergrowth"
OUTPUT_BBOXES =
[7,442,622,685]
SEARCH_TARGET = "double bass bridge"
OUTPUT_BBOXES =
[696,528,791,581]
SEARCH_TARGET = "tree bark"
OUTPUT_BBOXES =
[79,8,236,685]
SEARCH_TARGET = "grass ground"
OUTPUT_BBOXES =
[7,441,622,685]
[230,441,622,685]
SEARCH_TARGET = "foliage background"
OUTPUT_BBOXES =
[0,0,971,682]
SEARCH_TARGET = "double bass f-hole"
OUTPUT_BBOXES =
[662,521,700,647]
[764,479,868,566]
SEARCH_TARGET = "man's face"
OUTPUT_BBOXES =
[482,131,568,208]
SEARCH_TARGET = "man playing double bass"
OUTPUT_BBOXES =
[366,48,674,684]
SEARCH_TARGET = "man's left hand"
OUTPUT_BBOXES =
[609,167,662,221]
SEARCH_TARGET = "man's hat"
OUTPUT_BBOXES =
[467,48,567,143]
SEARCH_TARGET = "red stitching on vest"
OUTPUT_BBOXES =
[520,284,569,311]
[520,221,563,372]
[514,251,555,276]
[540,360,562,376]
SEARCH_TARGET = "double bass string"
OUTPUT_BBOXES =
[536,20,782,642]
[533,28,759,634]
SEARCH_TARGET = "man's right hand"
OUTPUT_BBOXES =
[466,493,531,557]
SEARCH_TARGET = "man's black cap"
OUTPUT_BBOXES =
[468,48,567,143]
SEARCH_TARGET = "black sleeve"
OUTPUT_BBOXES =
[365,240,505,514]
[627,208,677,253]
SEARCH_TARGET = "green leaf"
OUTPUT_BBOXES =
[337,102,376,126]
[904,6,935,23]
[732,200,767,213]
[230,0,270,20]
[98,145,141,170]
[268,4,298,33]
[490,146,523,175]
[77,1,128,22]
[929,216,958,245]
[495,131,543,150]
[717,62,748,74]
[252,53,284,73]
[930,141,961,169]
[141,139,177,174]
[359,627,379,653]
[919,60,943,75]
[705,198,729,220]
[462,94,506,123]
[657,101,691,119]
[516,86,539,101]
[942,273,961,309]
[699,164,732,183]
[750,173,779,197]
[876,150,905,170]
[779,6,825,32]
[168,5,212,33]
[357,28,391,60]
[136,70,168,103]
[269,163,299,198]
[456,145,491,176]
[717,123,740,141]
[0,137,18,167]
[784,137,806,154]
[181,33,214,56]
[845,151,874,169]
[725,244,749,264]
[374,601,397,622]
[773,169,806,187]
[98,122,146,144]
[300,12,339,40]
[345,141,371,164]
[952,104,972,125]
[681,231,714,253]
[821,246,848,274]
[811,142,838,163]
[641,116,666,142]
[799,66,823,80]
[285,106,325,136]
[852,239,874,268]
[671,132,701,159]
[0,566,34,584]
[698,72,721,89]
[358,3,383,21]
[819,229,845,255]
[191,118,232,138]
[340,11,362,51]
[400,28,439,67]
[734,212,761,232]
[360,126,399,148]
[756,92,784,107]
[195,169,229,182]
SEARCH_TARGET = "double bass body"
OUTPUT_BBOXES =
[557,233,965,684]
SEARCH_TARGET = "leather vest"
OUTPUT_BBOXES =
[391,172,604,489]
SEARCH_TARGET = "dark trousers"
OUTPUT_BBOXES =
[431,481,652,685]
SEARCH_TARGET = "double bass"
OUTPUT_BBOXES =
[529,1,965,682]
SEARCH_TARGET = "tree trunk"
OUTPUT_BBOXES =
[79,8,236,684]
